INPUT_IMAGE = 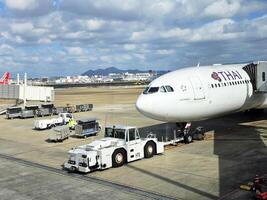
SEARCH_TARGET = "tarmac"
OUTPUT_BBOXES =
[0,86,267,200]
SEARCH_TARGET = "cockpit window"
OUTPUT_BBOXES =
[143,87,149,94]
[160,86,167,93]
[148,87,159,93]
[165,85,174,92]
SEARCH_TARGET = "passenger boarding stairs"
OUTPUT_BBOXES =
[242,61,267,93]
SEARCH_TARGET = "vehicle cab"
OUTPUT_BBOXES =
[105,125,143,162]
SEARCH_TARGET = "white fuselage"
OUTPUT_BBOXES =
[136,64,267,122]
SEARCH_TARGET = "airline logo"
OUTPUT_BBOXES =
[211,72,222,82]
[0,72,10,84]
[211,70,242,82]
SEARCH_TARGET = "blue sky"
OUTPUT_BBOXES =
[0,0,267,77]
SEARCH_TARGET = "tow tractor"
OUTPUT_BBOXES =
[34,113,73,130]
[64,123,204,173]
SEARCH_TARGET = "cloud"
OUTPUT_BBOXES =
[66,47,85,56]
[5,0,38,10]
[10,22,34,33]
[204,0,240,18]
[1,0,267,76]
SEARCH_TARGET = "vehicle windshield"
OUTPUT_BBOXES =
[105,128,125,139]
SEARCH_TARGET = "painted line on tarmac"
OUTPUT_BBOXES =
[0,153,180,200]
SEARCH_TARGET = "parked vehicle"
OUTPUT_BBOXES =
[74,118,100,137]
[6,107,22,119]
[64,125,164,173]
[34,113,73,130]
[48,125,70,142]
[21,105,39,119]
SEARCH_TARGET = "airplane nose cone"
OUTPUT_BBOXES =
[135,95,145,113]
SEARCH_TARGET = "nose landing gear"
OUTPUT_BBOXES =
[175,122,205,144]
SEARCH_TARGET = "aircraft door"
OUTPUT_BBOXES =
[189,76,205,100]
[256,62,267,92]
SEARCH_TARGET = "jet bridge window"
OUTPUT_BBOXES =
[263,72,266,81]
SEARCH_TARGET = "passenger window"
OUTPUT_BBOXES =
[160,86,167,93]
[129,129,135,141]
[224,83,226,86]
[263,72,265,81]
[148,87,159,93]
[165,85,174,92]
[215,84,217,87]
[211,84,214,88]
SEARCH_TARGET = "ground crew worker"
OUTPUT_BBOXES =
[68,118,76,130]
[252,175,263,194]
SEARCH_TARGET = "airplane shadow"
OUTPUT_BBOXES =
[136,111,267,199]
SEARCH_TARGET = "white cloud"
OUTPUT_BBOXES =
[15,36,25,43]
[157,49,175,55]
[5,0,38,10]
[80,19,105,31]
[37,38,51,44]
[204,0,240,18]
[10,22,33,34]
[66,47,85,56]
[124,44,136,50]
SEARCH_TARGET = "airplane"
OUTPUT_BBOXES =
[0,72,10,85]
[136,61,267,131]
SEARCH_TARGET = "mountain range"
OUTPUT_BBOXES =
[82,67,168,76]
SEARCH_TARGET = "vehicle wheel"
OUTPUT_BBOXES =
[195,133,204,140]
[144,141,155,158]
[112,149,126,167]
[184,134,193,144]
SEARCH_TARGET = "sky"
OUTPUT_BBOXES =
[0,0,267,77]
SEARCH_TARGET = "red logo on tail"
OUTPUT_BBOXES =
[0,72,10,84]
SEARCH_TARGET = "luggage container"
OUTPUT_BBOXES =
[37,108,53,117]
[37,103,55,117]
[6,107,22,119]
[21,105,39,119]
[75,104,85,112]
[53,106,68,115]
[66,105,76,113]
[48,125,70,142]
[84,104,93,111]
[75,118,101,137]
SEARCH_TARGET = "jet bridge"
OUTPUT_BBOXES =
[242,61,267,93]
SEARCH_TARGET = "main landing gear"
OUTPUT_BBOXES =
[176,122,205,143]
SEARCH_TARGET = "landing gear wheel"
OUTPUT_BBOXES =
[144,141,155,158]
[112,149,126,167]
[184,134,193,144]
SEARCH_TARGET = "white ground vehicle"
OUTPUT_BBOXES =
[34,113,73,130]
[64,125,164,173]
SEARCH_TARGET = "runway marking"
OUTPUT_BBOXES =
[0,153,180,200]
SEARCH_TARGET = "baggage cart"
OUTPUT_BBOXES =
[75,118,100,137]
[48,125,70,142]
